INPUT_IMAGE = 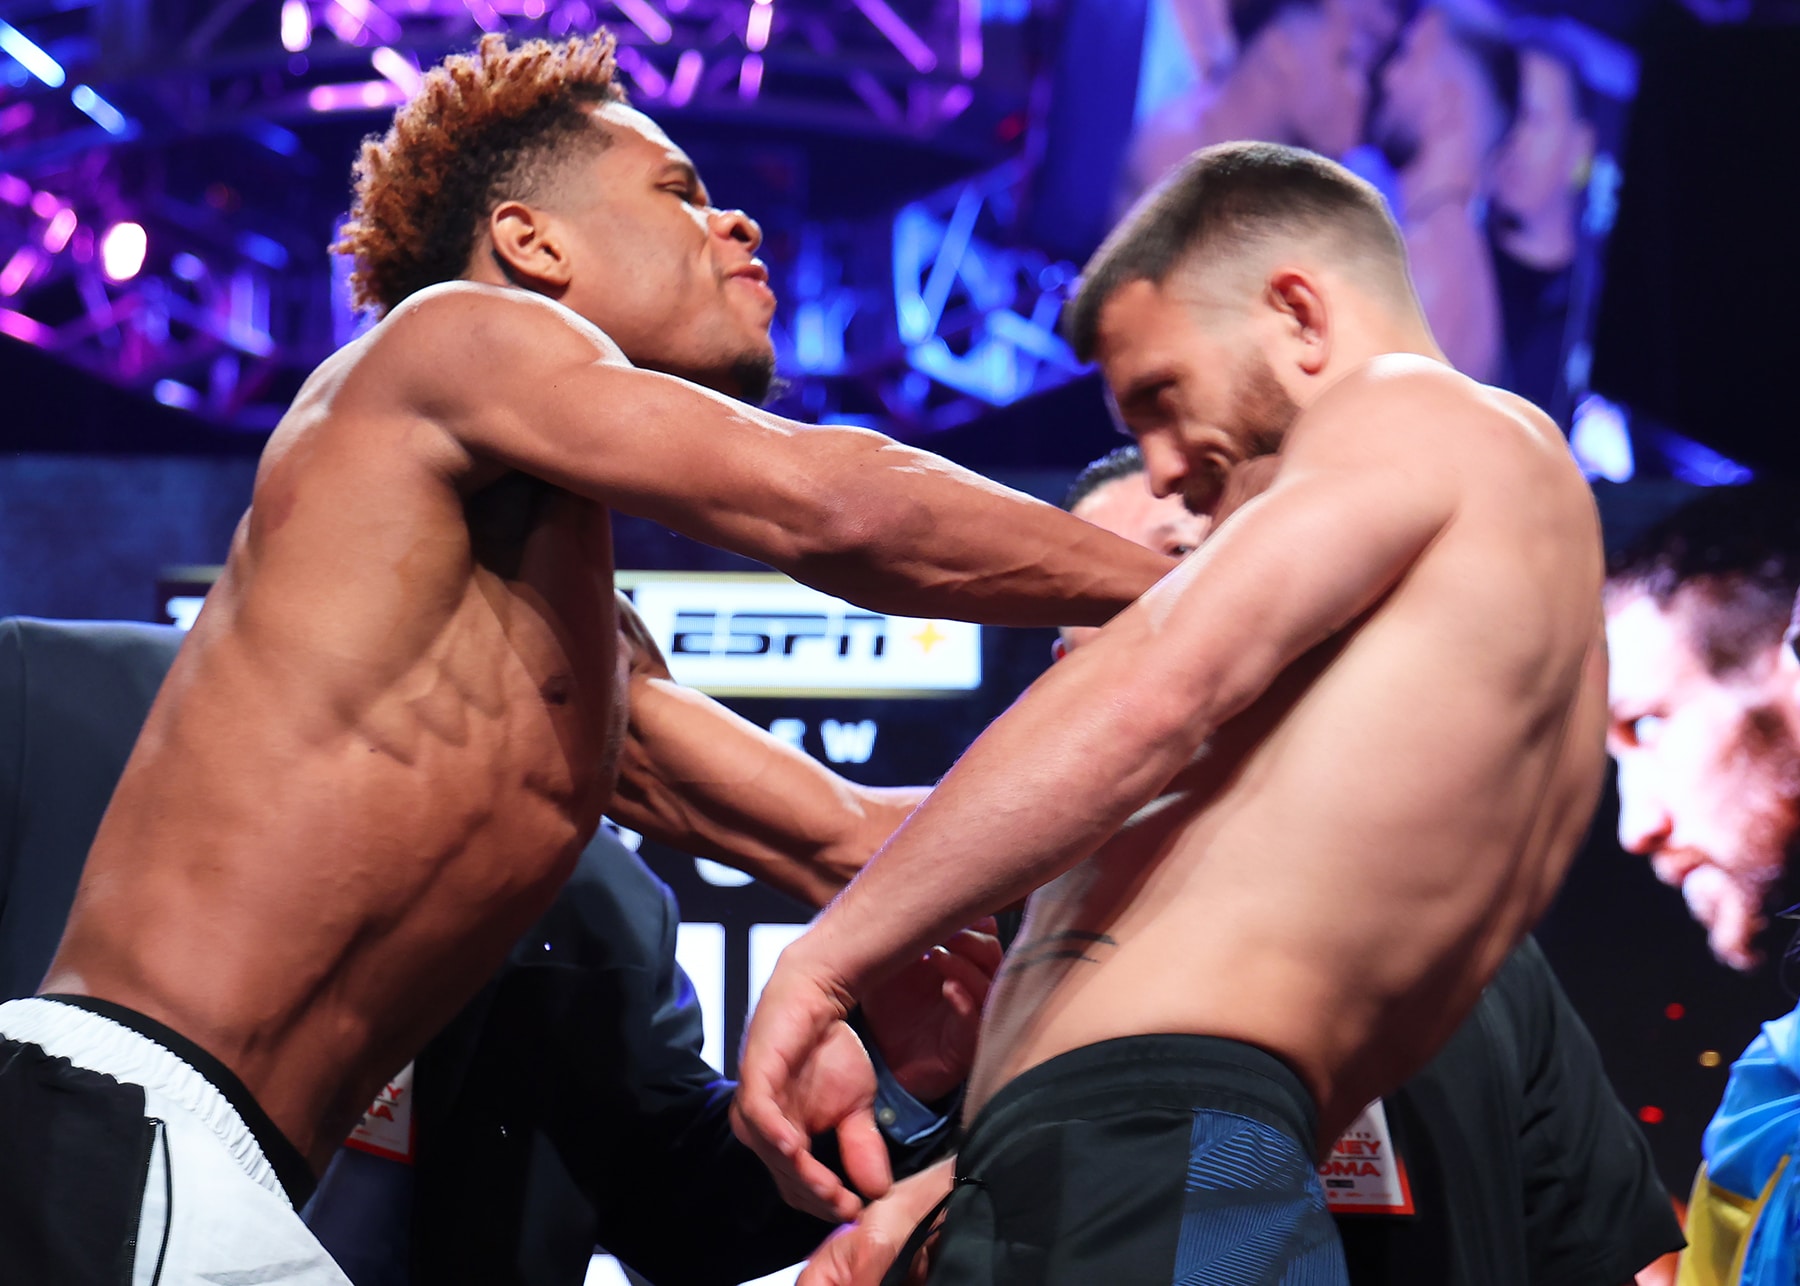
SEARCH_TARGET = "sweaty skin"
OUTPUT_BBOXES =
[41,275,1170,1174]
[739,349,1607,1217]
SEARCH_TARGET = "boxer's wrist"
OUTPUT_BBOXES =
[850,1006,963,1142]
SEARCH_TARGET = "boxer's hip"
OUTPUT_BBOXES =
[919,1034,1347,1286]
[0,995,347,1286]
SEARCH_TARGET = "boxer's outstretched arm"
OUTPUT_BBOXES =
[793,390,1459,986]
[609,591,925,907]
[732,378,1462,1212]
[395,285,1172,626]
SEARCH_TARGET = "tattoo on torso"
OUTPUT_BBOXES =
[998,929,1118,980]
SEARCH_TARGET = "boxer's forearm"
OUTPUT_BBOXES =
[774,442,1177,627]
[613,592,926,905]
[794,630,1209,993]
[793,451,1447,989]
[611,676,926,906]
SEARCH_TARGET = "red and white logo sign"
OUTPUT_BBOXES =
[345,1061,415,1164]
[1319,1098,1414,1216]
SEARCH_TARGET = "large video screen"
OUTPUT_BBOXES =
[1124,0,1635,434]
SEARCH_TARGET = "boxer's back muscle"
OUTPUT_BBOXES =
[45,327,623,1168]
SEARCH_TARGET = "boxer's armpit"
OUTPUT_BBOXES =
[998,930,1118,980]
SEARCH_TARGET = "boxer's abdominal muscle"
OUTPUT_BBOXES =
[44,456,624,1171]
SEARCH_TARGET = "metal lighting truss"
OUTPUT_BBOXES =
[0,0,1084,434]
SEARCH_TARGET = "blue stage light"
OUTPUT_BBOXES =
[71,85,130,136]
[0,21,64,89]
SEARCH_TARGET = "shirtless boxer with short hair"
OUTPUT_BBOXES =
[735,140,1609,1284]
[0,32,1171,1285]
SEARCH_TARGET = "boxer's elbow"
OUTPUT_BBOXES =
[1134,640,1277,750]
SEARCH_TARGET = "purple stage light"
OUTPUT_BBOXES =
[463,0,503,32]
[153,379,201,410]
[308,80,406,111]
[0,247,40,296]
[746,0,773,53]
[42,207,76,254]
[101,221,147,282]
[615,48,667,98]
[850,0,935,73]
[668,49,703,106]
[282,0,313,52]
[614,0,674,44]
[958,0,981,78]
[0,308,50,345]
[0,174,29,207]
[172,252,206,282]
[371,46,423,96]
[29,190,58,219]
[326,0,402,45]
[0,103,32,135]
[739,53,763,100]
[237,233,289,270]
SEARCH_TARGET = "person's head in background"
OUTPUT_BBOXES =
[1055,445,1210,657]
[1065,142,1439,517]
[1121,0,1391,214]
[1603,484,1800,971]
[1489,43,1596,272]
[1226,0,1375,160]
[1372,5,1519,182]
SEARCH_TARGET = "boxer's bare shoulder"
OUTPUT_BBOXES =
[969,359,1606,1136]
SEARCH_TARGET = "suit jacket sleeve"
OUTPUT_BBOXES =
[411,832,835,1286]
[578,860,835,1285]
[1509,937,1685,1285]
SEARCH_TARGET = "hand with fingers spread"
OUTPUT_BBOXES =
[862,921,1002,1105]
[799,1157,955,1286]
[732,952,893,1222]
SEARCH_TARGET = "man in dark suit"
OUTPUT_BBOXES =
[0,616,978,1285]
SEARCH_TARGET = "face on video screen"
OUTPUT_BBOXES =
[1605,590,1800,971]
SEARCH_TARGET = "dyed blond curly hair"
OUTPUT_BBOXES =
[333,32,628,316]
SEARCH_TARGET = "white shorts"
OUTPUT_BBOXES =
[0,996,352,1286]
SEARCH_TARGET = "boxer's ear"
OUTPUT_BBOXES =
[1267,269,1329,376]
[488,201,574,294]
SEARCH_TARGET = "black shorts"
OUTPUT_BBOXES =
[919,1035,1349,1286]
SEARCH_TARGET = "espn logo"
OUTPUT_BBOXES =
[622,572,980,698]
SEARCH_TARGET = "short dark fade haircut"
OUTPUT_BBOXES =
[1606,483,1800,678]
[1063,444,1146,512]
[1061,142,1408,363]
